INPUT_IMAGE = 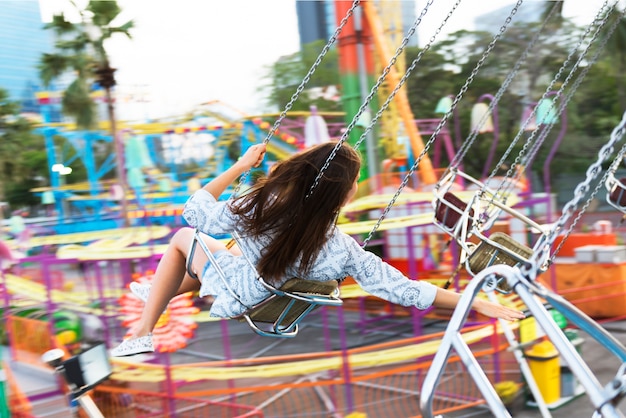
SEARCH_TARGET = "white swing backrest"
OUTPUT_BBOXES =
[433,168,552,289]
[432,169,505,252]
[606,172,626,212]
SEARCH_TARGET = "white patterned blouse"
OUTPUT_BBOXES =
[182,189,438,318]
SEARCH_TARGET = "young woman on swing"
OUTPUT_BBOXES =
[112,142,524,357]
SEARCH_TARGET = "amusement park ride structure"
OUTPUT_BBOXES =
[5,1,626,417]
[30,0,444,235]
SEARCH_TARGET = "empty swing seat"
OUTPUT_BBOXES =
[466,232,533,292]
[434,191,475,231]
[606,175,626,210]
[233,278,342,338]
[190,229,343,338]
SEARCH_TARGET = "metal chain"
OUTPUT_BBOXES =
[522,110,626,278]
[306,0,437,200]
[539,5,626,264]
[452,0,561,177]
[507,1,616,192]
[360,0,523,247]
[232,0,361,195]
[486,0,612,202]
[352,0,456,151]
[549,143,626,264]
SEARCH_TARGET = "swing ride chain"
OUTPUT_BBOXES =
[359,0,522,248]
[511,2,616,192]
[547,10,626,264]
[523,3,624,171]
[306,0,437,200]
[352,0,454,153]
[522,4,624,213]
[449,0,559,174]
[232,0,361,195]
[521,110,626,278]
[550,142,626,265]
[487,0,612,203]
[506,2,626,270]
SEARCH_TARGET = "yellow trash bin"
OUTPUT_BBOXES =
[526,340,561,404]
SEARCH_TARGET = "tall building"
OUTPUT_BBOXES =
[296,1,332,46]
[295,1,418,49]
[0,2,54,115]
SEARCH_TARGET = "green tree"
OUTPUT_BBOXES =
[403,19,588,181]
[39,0,133,223]
[260,40,342,112]
[599,5,626,110]
[261,17,624,189]
[0,88,48,209]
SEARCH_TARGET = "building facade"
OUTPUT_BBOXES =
[295,1,418,48]
[0,2,54,115]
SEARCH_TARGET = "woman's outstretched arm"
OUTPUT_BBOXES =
[433,287,525,321]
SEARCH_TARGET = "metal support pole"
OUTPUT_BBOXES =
[420,263,626,418]
[354,6,378,183]
[419,266,512,418]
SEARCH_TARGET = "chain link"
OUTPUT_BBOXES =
[538,5,626,265]
[452,0,561,177]
[523,2,615,177]
[233,0,361,195]
[522,110,626,277]
[360,0,522,247]
[486,0,612,202]
[353,0,455,153]
[508,0,614,191]
[306,0,437,200]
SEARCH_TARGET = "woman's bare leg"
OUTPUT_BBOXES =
[129,227,236,337]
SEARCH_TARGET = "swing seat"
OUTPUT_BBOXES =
[190,229,343,338]
[434,191,475,230]
[606,174,626,210]
[432,169,502,247]
[466,232,533,293]
[234,278,342,338]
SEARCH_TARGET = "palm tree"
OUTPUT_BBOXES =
[39,0,133,225]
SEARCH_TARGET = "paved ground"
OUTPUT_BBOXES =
[449,320,626,417]
[7,257,626,417]
[9,315,626,417]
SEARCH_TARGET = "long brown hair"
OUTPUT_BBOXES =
[231,142,361,282]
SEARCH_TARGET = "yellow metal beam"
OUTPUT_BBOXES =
[362,1,437,185]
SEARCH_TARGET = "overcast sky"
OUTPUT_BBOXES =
[38,0,618,121]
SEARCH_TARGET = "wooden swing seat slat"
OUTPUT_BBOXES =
[467,232,533,292]
[234,278,341,338]
[239,278,340,324]
[468,232,533,272]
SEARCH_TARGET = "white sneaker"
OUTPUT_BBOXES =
[130,282,151,303]
[110,334,154,357]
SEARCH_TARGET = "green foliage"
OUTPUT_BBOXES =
[260,40,341,112]
[0,88,48,209]
[402,18,621,184]
[251,12,626,190]
[63,79,96,128]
